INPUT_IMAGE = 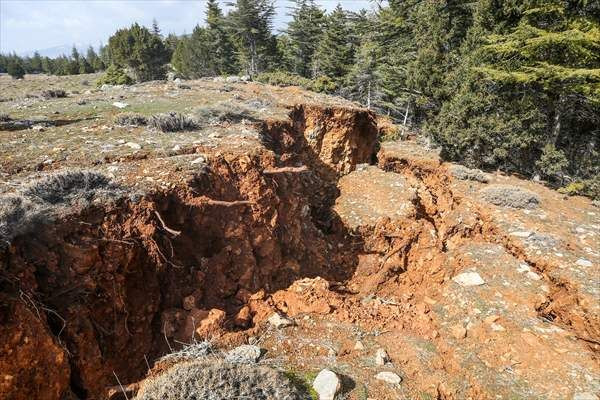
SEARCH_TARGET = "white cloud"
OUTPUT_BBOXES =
[0,0,376,54]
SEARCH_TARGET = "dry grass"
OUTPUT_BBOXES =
[40,89,67,99]
[148,112,198,132]
[193,102,257,126]
[114,112,148,127]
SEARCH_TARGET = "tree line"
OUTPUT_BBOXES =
[1,0,599,196]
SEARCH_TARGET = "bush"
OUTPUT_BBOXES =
[479,184,540,209]
[311,75,337,93]
[193,102,255,126]
[535,144,568,181]
[0,113,10,122]
[558,175,600,200]
[255,71,337,93]
[0,195,42,247]
[7,61,25,79]
[135,360,304,400]
[148,112,198,132]
[96,65,133,86]
[40,89,67,99]
[449,165,489,183]
[114,112,148,127]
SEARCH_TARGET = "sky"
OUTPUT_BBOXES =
[0,0,377,55]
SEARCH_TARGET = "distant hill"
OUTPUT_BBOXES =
[19,44,97,58]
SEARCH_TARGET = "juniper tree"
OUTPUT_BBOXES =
[108,23,170,81]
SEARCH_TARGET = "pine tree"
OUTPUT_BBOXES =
[171,26,212,78]
[30,52,43,73]
[226,0,277,76]
[7,59,25,79]
[152,18,162,37]
[314,4,354,83]
[345,39,382,110]
[206,0,237,75]
[286,0,325,77]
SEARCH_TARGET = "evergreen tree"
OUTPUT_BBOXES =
[344,39,383,110]
[205,0,237,75]
[314,4,354,83]
[108,23,170,81]
[226,0,277,76]
[151,18,162,37]
[171,26,212,78]
[286,0,325,77]
[30,52,43,73]
[7,59,25,79]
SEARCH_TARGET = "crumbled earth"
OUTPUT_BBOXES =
[0,74,598,400]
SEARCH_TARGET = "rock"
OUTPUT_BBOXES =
[526,271,542,280]
[195,308,226,338]
[226,76,241,83]
[354,341,365,351]
[267,313,294,328]
[576,258,593,267]
[510,231,532,238]
[124,142,141,150]
[166,72,177,81]
[191,156,206,165]
[234,305,251,327]
[451,324,467,339]
[491,322,506,332]
[375,371,402,385]
[182,295,196,311]
[375,348,390,365]
[225,344,262,364]
[172,144,182,151]
[452,272,485,287]
[479,185,540,209]
[31,124,45,132]
[312,369,341,400]
[112,101,129,109]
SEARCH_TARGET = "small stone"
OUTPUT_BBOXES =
[516,263,531,273]
[268,313,294,328]
[354,341,365,351]
[375,371,402,385]
[576,258,593,267]
[312,369,341,400]
[182,295,195,311]
[172,144,182,151]
[375,348,390,365]
[125,142,141,150]
[510,231,532,238]
[234,305,251,327]
[112,101,129,109]
[225,344,262,364]
[451,324,467,339]
[452,272,485,287]
[484,315,500,324]
[526,271,542,280]
[191,156,206,165]
[491,323,506,332]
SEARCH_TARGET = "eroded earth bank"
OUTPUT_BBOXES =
[1,82,599,400]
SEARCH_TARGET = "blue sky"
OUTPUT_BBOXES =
[0,0,376,55]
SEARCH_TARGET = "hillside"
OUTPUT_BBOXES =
[0,74,598,400]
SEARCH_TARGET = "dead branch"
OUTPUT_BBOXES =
[263,165,309,174]
[154,211,181,237]
[111,371,129,400]
[188,196,254,207]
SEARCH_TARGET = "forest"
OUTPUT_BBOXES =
[1,0,599,197]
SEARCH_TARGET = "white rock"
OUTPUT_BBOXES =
[526,271,542,280]
[225,344,262,364]
[125,142,141,150]
[191,156,206,165]
[312,369,340,400]
[375,371,402,385]
[510,231,532,238]
[491,323,506,332]
[267,313,294,328]
[354,341,365,351]
[452,272,485,287]
[375,348,390,366]
[112,101,129,109]
[516,263,531,273]
[172,145,182,151]
[576,258,593,267]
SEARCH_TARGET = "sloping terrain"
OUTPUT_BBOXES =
[0,74,598,400]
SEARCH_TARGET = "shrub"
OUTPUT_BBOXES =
[256,71,313,88]
[96,64,133,86]
[7,61,25,79]
[40,89,67,99]
[558,175,600,200]
[21,170,121,205]
[193,102,255,126]
[311,75,337,93]
[0,113,10,122]
[535,144,568,181]
[148,112,198,132]
[479,185,540,209]
[449,165,489,183]
[114,112,148,127]
[135,360,304,400]
[0,195,42,247]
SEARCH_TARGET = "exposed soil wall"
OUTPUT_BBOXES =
[0,105,379,400]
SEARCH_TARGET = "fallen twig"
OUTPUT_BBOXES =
[112,371,129,400]
[188,196,254,207]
